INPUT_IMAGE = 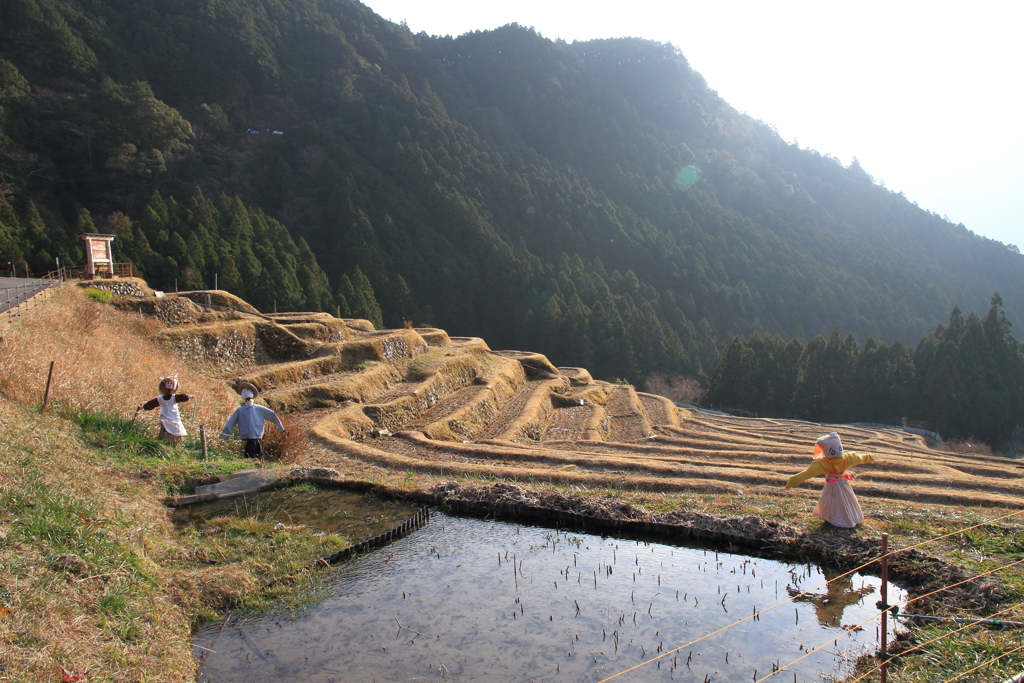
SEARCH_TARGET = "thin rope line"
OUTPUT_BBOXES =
[596,508,1024,683]
[768,560,1024,682]
[770,589,1019,683]
[845,601,1024,683]
[940,642,1024,683]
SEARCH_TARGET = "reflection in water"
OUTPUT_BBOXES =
[788,566,877,627]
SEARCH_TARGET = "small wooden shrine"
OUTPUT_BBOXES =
[79,233,115,278]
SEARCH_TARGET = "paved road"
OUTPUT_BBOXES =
[0,277,54,315]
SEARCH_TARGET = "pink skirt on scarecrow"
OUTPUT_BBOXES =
[813,475,864,528]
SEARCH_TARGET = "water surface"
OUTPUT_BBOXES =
[195,512,902,682]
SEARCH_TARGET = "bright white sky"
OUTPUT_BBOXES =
[363,0,1023,248]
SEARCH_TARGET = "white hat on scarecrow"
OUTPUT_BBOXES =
[813,432,844,459]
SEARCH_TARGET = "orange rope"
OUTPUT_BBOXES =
[596,508,1024,683]
[939,642,1024,683]
[768,559,1024,682]
[845,601,1024,683]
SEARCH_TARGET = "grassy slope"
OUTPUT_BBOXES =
[0,287,347,682]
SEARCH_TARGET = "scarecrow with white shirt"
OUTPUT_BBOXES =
[220,381,284,459]
[784,432,876,528]
[139,375,192,445]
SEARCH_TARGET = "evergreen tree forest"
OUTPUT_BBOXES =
[705,295,1024,448]
[0,0,1021,395]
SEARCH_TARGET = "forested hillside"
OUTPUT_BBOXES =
[706,295,1024,448]
[1,0,1021,385]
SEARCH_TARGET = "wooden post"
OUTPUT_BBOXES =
[274,299,277,313]
[41,361,55,413]
[336,304,340,320]
[200,425,208,460]
[880,532,889,683]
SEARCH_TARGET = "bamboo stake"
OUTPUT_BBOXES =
[128,405,142,432]
[41,361,55,413]
[880,532,889,683]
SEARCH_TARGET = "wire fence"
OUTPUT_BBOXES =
[1,261,142,324]
[1,271,62,323]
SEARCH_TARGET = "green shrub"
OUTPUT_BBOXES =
[84,287,114,302]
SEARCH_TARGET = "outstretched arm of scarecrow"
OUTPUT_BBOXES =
[139,394,192,411]
[220,409,240,440]
[259,405,285,433]
[843,452,875,468]
[784,460,826,489]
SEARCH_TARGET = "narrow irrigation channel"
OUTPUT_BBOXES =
[192,511,904,682]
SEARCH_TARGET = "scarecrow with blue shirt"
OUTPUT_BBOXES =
[220,381,285,458]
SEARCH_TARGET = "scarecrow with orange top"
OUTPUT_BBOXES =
[785,432,876,528]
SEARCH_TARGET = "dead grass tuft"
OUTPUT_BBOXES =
[944,439,993,456]
[261,415,309,464]
[643,372,705,404]
[167,565,257,617]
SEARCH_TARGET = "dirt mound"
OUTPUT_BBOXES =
[432,481,648,520]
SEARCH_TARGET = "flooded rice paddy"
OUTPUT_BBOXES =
[193,509,903,682]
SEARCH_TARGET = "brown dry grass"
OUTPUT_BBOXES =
[261,415,309,464]
[944,439,993,456]
[0,286,238,424]
[177,289,262,315]
[301,340,1024,511]
[643,372,705,404]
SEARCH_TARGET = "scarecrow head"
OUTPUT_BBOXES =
[813,432,844,459]
[235,381,260,404]
[158,375,179,397]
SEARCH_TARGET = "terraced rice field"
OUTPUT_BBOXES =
[151,299,1024,512]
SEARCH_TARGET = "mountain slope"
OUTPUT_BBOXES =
[0,0,1020,385]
